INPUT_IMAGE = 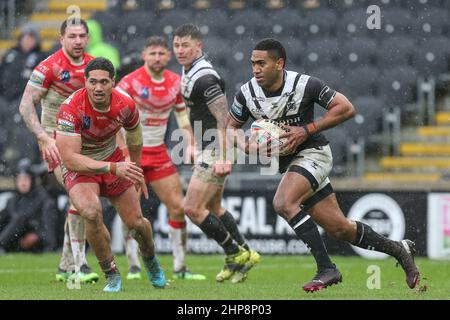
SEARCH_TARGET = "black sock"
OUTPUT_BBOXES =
[289,211,334,271]
[352,221,401,257]
[99,256,119,276]
[219,211,249,250]
[199,213,239,255]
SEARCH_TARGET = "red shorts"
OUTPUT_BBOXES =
[64,148,133,197]
[141,144,177,184]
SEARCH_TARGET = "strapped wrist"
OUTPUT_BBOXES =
[109,162,117,175]
[303,122,318,136]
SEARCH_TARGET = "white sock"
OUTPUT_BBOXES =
[58,216,74,271]
[122,222,141,270]
[67,210,87,272]
[169,221,187,272]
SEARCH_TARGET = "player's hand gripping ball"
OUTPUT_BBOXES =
[250,119,290,156]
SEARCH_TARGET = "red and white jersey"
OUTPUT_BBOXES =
[27,49,94,134]
[117,67,185,147]
[56,88,140,161]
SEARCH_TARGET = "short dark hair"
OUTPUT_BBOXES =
[144,36,169,49]
[85,57,115,78]
[173,23,202,41]
[254,38,287,67]
[60,18,89,35]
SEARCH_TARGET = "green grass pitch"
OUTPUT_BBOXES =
[0,253,448,300]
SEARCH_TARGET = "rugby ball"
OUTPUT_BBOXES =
[250,119,289,155]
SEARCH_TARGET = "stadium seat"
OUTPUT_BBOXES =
[302,38,340,72]
[213,65,231,88]
[337,9,376,39]
[300,8,337,39]
[341,95,384,154]
[203,37,233,69]
[281,38,306,66]
[117,11,156,45]
[229,70,253,97]
[264,0,289,10]
[327,0,369,11]
[158,9,194,36]
[108,0,156,11]
[225,0,255,10]
[193,8,229,37]
[339,37,378,69]
[325,126,349,171]
[401,0,447,10]
[310,66,344,92]
[229,38,255,69]
[91,11,121,42]
[379,66,418,107]
[341,66,379,99]
[378,0,404,7]
[350,96,384,139]
[155,0,177,10]
[379,36,415,68]
[411,37,450,78]
[380,8,413,37]
[267,9,302,38]
[228,10,270,38]
[414,8,449,37]
[293,0,324,10]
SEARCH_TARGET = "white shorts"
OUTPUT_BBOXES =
[192,148,227,186]
[286,144,333,193]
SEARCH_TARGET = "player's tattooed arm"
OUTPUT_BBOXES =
[19,84,61,164]
[207,95,229,130]
[19,84,47,140]
[207,95,232,161]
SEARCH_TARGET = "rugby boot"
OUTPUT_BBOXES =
[230,249,261,284]
[302,265,343,292]
[395,240,420,289]
[216,247,250,282]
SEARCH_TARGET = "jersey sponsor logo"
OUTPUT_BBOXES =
[82,116,91,129]
[142,118,168,126]
[60,110,75,122]
[251,108,267,117]
[204,84,222,98]
[37,64,49,74]
[29,71,45,86]
[57,119,75,133]
[141,87,149,99]
[252,96,265,102]
[60,70,71,82]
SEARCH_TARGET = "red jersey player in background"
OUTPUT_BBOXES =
[117,36,205,280]
[56,57,166,292]
[18,19,99,284]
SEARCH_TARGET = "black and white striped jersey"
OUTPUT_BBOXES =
[230,70,336,153]
[180,55,226,149]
